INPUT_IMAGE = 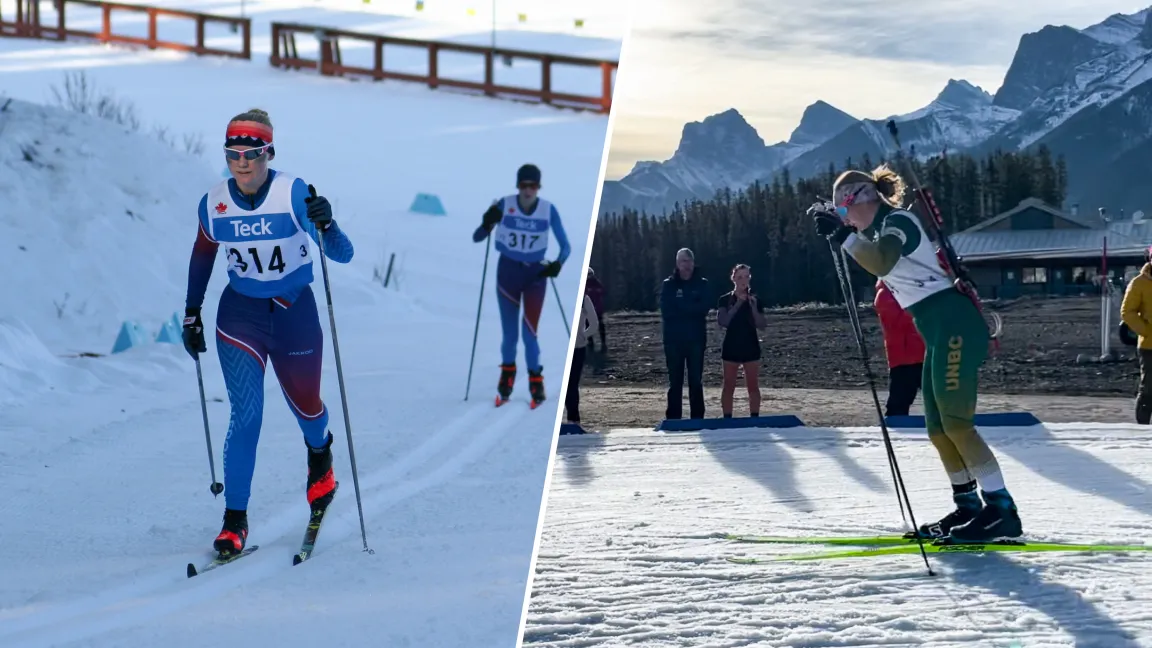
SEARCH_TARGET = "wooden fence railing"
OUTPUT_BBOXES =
[0,0,250,59]
[269,22,616,113]
[0,3,617,113]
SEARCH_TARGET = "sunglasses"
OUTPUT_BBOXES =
[518,182,540,190]
[224,144,272,161]
[835,185,866,217]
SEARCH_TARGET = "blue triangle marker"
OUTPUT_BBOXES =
[409,192,446,216]
[112,321,147,354]
[156,319,182,344]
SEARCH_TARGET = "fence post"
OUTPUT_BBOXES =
[484,51,493,96]
[270,22,280,64]
[315,28,328,75]
[148,8,157,50]
[541,56,552,106]
[374,38,383,80]
[601,62,614,114]
[101,3,110,43]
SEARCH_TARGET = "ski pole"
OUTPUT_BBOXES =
[828,240,933,576]
[311,190,373,556]
[549,276,571,337]
[833,250,906,528]
[194,355,225,497]
[465,234,493,401]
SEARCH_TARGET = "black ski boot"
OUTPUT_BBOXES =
[213,508,249,555]
[496,363,516,406]
[306,433,337,511]
[528,367,545,409]
[946,489,1023,543]
[905,484,982,540]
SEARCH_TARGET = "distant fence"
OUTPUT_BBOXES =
[0,0,251,58]
[0,1,617,113]
[269,22,616,113]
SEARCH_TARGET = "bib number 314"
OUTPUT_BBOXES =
[227,244,306,274]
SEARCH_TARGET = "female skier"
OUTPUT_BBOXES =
[810,164,1021,544]
[472,164,571,408]
[715,264,767,418]
[181,108,355,556]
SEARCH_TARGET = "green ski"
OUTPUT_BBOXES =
[727,540,1152,564]
[723,533,917,546]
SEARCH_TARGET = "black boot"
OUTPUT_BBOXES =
[907,483,982,539]
[947,489,1023,543]
[306,433,336,511]
[213,508,248,555]
[497,363,516,402]
[528,367,545,406]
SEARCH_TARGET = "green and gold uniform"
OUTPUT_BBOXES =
[841,202,1021,541]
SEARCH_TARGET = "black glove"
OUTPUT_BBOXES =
[182,307,206,357]
[481,204,503,231]
[1120,322,1139,347]
[537,260,562,278]
[305,184,333,231]
[808,201,854,244]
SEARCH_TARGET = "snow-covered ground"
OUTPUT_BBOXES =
[0,3,617,644]
[523,424,1152,647]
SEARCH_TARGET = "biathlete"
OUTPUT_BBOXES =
[472,164,571,408]
[810,164,1022,544]
[181,108,355,557]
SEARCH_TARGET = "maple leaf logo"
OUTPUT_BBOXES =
[215,202,228,215]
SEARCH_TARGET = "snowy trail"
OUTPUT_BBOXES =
[2,394,526,647]
[523,425,1152,647]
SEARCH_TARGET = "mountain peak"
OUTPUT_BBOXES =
[934,79,993,109]
[675,108,764,158]
[788,100,858,147]
[994,24,1108,109]
[1083,7,1152,45]
[1139,10,1152,48]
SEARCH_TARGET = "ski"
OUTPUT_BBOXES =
[727,539,1152,564]
[494,396,544,409]
[723,533,918,546]
[293,482,338,566]
[187,545,260,578]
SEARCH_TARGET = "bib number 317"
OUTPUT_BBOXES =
[228,245,303,274]
[506,233,541,250]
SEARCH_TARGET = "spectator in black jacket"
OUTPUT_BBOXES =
[660,248,711,419]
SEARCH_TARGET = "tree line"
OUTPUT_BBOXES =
[589,147,1068,312]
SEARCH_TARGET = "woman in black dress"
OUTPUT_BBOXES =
[716,264,767,418]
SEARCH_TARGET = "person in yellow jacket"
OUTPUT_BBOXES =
[1120,249,1152,424]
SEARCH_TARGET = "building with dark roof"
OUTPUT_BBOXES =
[949,198,1152,299]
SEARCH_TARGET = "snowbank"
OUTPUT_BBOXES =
[0,96,219,356]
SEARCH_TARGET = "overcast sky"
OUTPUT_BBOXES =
[605,0,1151,179]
